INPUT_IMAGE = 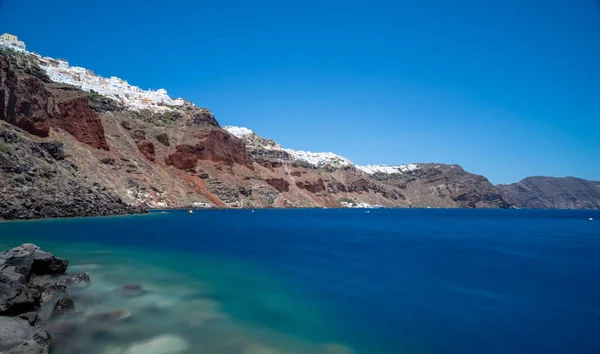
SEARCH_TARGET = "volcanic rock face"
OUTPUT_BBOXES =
[498,177,600,209]
[0,50,109,150]
[0,47,526,217]
[128,129,156,162]
[368,164,512,208]
[265,178,290,192]
[296,179,326,193]
[166,129,252,169]
[0,123,142,220]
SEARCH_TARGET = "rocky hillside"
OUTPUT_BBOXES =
[498,177,600,209]
[224,127,511,209]
[365,163,512,208]
[0,47,517,219]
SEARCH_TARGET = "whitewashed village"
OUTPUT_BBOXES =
[0,33,188,112]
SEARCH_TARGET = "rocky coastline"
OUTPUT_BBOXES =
[0,244,150,353]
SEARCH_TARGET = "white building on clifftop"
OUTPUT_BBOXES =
[0,33,26,52]
[0,33,189,111]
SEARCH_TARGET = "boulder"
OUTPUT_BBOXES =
[48,273,91,290]
[29,282,63,304]
[17,311,39,326]
[118,284,146,297]
[120,121,132,130]
[0,244,39,277]
[0,265,38,315]
[51,298,74,318]
[37,141,65,160]
[155,132,170,147]
[31,250,68,275]
[0,316,52,354]
[100,157,115,165]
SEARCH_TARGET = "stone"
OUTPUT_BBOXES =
[0,243,39,277]
[28,275,67,304]
[100,157,115,165]
[120,121,132,130]
[0,265,37,315]
[17,311,39,326]
[124,334,189,354]
[51,298,74,317]
[31,250,68,275]
[130,129,146,141]
[37,141,65,160]
[155,132,170,147]
[0,316,51,354]
[118,284,146,297]
[50,273,91,289]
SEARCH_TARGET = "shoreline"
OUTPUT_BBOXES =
[2,207,599,223]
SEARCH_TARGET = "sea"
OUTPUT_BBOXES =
[1,209,599,354]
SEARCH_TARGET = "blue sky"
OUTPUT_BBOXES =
[1,0,599,184]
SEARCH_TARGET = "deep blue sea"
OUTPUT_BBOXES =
[1,209,599,354]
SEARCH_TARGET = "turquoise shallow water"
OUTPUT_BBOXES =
[1,209,600,354]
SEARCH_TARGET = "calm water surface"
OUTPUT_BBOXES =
[1,209,599,354]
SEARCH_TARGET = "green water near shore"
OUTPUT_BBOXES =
[0,238,353,354]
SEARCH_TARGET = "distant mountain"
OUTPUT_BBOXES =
[498,177,600,209]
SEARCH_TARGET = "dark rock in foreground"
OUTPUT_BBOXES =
[0,316,51,354]
[0,244,88,354]
[0,264,38,315]
[51,298,75,318]
[32,250,69,275]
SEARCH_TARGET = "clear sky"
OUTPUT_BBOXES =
[1,0,599,184]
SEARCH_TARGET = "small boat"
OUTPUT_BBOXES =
[590,218,594,221]
[189,210,194,214]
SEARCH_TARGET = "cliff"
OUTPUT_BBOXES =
[498,177,600,209]
[0,46,518,219]
[365,163,512,209]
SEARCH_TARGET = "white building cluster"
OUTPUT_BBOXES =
[0,33,189,111]
[224,126,418,172]
[283,149,353,168]
[224,126,354,168]
[340,201,384,209]
[0,33,26,52]
[356,164,419,174]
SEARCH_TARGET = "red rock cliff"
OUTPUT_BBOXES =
[166,129,252,169]
[0,54,108,150]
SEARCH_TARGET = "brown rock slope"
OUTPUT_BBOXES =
[498,177,600,209]
[0,49,108,150]
[367,164,512,208]
[0,48,514,218]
